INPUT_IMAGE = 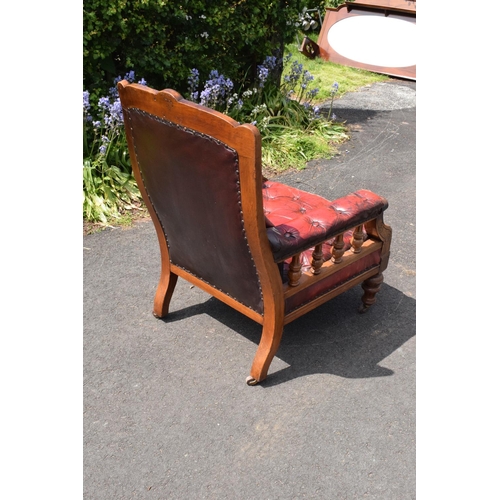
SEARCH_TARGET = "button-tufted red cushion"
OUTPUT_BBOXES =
[263,181,388,262]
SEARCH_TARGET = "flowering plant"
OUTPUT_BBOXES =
[83,71,145,223]
[187,54,323,131]
[83,57,347,223]
[186,54,346,171]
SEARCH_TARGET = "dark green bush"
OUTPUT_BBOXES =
[83,0,320,99]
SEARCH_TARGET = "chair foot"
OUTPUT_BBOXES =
[358,303,371,314]
[248,314,284,385]
[360,272,384,313]
[153,272,179,318]
[246,376,259,386]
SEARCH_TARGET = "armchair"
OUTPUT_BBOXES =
[118,81,392,385]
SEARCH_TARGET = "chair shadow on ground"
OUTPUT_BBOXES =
[160,283,415,387]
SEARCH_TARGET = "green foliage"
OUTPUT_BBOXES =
[261,120,348,172]
[324,0,347,7]
[83,78,141,223]
[83,158,140,223]
[83,0,311,100]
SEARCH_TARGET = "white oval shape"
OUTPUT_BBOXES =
[327,15,416,68]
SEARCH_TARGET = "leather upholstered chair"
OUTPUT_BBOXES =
[118,81,392,385]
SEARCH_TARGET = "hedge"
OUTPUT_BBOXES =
[83,0,322,99]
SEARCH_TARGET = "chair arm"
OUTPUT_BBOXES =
[265,188,388,262]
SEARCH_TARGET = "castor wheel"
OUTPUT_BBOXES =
[246,376,259,386]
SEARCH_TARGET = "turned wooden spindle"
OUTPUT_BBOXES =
[351,225,364,254]
[288,254,302,286]
[331,233,345,263]
[311,244,323,275]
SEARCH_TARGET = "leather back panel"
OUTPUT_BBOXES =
[126,108,263,313]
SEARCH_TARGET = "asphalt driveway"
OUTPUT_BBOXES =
[84,79,416,499]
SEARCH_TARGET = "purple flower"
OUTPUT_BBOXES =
[108,87,119,99]
[124,70,135,82]
[285,60,304,87]
[99,136,109,154]
[301,71,314,89]
[98,96,110,110]
[188,68,200,101]
[199,70,233,108]
[83,91,91,112]
[257,65,269,88]
[262,55,277,70]
[110,71,145,96]
[306,87,319,99]
[102,99,123,129]
[83,90,93,121]
[109,99,122,120]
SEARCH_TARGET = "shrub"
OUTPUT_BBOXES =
[83,0,312,100]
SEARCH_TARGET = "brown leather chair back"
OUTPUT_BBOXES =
[119,85,265,313]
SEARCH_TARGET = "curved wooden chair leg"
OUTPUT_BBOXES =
[247,314,285,385]
[153,272,179,318]
[359,272,384,313]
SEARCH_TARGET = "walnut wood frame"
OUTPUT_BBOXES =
[118,81,392,385]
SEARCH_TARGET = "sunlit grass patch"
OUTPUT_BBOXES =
[261,120,349,173]
[284,40,390,103]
